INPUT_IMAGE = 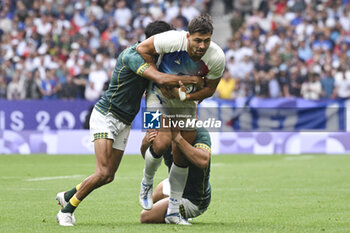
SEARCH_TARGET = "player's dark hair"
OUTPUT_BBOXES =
[188,13,213,35]
[144,21,173,39]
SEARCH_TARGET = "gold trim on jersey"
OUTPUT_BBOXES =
[136,63,150,76]
[107,66,126,113]
[198,165,209,208]
[194,143,211,154]
[95,105,107,114]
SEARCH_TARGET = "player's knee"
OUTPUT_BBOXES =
[104,173,115,184]
[140,211,151,223]
[152,140,171,155]
[97,170,115,184]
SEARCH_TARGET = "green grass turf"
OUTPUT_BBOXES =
[0,154,350,233]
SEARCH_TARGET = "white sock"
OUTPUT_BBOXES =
[167,163,189,215]
[142,147,162,185]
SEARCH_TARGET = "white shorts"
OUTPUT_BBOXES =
[146,82,197,130]
[162,178,207,219]
[89,108,131,151]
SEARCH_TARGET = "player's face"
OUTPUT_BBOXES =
[187,32,211,61]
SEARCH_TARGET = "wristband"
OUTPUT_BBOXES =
[178,88,187,101]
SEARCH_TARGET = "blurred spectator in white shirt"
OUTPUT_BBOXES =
[86,0,104,20]
[237,55,254,80]
[334,66,350,99]
[165,0,179,22]
[7,73,24,100]
[300,73,322,100]
[149,0,164,20]
[114,0,132,30]
[181,0,200,22]
[85,61,108,101]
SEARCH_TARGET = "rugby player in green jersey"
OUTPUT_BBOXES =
[55,21,204,227]
[139,127,211,224]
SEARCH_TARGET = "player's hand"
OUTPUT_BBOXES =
[145,129,158,143]
[182,75,204,89]
[193,76,204,90]
[170,126,182,142]
[160,86,177,99]
[178,81,186,93]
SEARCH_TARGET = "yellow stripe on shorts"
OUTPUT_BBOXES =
[94,132,109,140]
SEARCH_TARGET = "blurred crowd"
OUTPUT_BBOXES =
[0,0,350,101]
[216,0,350,100]
[0,0,212,100]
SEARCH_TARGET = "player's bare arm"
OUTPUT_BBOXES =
[136,36,158,63]
[142,65,203,87]
[171,127,210,169]
[184,77,221,102]
[158,81,188,99]
[137,37,204,88]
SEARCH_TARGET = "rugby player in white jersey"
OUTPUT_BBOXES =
[137,14,225,224]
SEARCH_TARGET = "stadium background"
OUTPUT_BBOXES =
[1,1,350,232]
[1,0,350,155]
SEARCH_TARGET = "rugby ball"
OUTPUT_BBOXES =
[185,84,197,94]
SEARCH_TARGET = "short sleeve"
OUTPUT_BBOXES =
[206,57,225,79]
[193,128,211,153]
[205,43,226,80]
[154,31,187,54]
[122,46,150,77]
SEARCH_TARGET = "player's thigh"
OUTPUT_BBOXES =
[94,139,124,172]
[140,198,169,223]
[90,108,129,170]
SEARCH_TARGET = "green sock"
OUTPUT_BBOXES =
[61,202,76,213]
[64,187,77,202]
[64,183,81,202]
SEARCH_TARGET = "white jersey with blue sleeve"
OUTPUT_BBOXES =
[146,30,225,129]
[153,30,225,80]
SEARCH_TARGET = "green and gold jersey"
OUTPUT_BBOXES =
[95,43,150,124]
[164,127,212,210]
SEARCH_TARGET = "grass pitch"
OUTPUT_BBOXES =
[0,154,350,233]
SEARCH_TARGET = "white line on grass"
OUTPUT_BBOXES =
[26,175,84,181]
[214,187,350,192]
